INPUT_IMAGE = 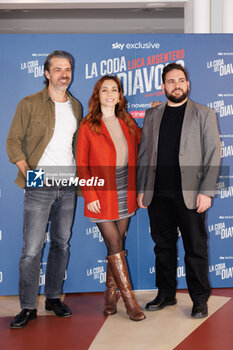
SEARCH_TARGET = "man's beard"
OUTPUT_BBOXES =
[165,88,188,104]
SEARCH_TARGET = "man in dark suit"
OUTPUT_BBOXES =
[137,63,221,318]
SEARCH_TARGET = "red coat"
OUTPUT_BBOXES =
[76,117,141,220]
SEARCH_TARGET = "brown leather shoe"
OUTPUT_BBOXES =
[107,251,146,321]
[104,263,118,315]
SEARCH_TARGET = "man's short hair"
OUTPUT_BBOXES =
[43,50,74,86]
[162,63,188,84]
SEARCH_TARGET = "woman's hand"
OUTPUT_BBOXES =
[151,101,162,108]
[87,200,101,213]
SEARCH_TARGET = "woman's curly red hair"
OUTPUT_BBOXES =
[82,75,135,134]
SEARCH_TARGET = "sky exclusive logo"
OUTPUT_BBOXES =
[112,41,160,50]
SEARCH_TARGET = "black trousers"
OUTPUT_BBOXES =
[148,196,210,303]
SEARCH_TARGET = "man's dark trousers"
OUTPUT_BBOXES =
[148,196,210,304]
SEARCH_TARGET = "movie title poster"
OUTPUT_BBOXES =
[0,34,233,295]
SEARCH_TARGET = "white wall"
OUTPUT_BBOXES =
[0,0,232,35]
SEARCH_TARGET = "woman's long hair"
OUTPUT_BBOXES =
[83,75,135,134]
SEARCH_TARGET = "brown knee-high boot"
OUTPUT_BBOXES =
[107,251,146,321]
[104,263,118,315]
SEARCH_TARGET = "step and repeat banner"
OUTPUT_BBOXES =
[0,34,233,295]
